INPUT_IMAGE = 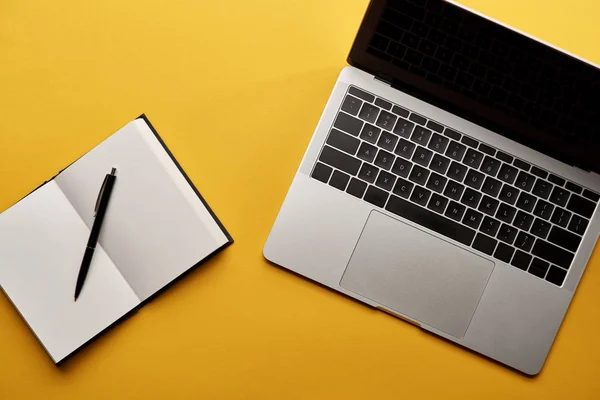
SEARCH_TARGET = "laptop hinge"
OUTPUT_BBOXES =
[374,74,393,87]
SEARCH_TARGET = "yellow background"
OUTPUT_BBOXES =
[1,0,599,398]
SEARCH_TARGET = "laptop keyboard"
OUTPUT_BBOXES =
[311,86,599,287]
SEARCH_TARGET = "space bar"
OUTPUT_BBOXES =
[385,195,476,246]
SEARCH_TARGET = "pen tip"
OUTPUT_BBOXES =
[74,296,78,302]
[111,167,117,175]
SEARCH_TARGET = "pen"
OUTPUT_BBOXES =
[74,167,117,301]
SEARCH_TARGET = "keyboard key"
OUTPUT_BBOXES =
[463,148,484,169]
[409,113,427,125]
[496,203,517,224]
[463,209,484,229]
[545,265,567,286]
[327,129,361,155]
[427,133,449,154]
[319,146,362,175]
[497,224,517,244]
[551,208,572,228]
[529,258,550,278]
[480,216,501,236]
[516,192,536,212]
[348,87,374,103]
[482,177,502,197]
[583,189,600,202]
[473,233,497,255]
[447,162,468,182]
[375,171,396,191]
[412,146,434,167]
[411,186,432,206]
[428,193,449,213]
[443,180,465,201]
[513,159,531,171]
[393,118,415,138]
[532,240,574,270]
[515,231,535,252]
[392,105,410,118]
[359,103,380,123]
[566,181,583,194]
[461,188,482,208]
[444,128,461,140]
[478,195,499,216]
[549,187,570,207]
[531,218,551,239]
[393,178,414,199]
[364,185,389,207]
[445,141,467,162]
[567,193,596,218]
[494,242,515,263]
[329,170,350,190]
[496,152,513,164]
[394,139,416,159]
[311,162,333,183]
[461,136,479,148]
[357,142,377,163]
[334,112,363,136]
[548,174,565,186]
[346,178,367,198]
[480,156,501,176]
[511,250,532,271]
[465,169,485,190]
[391,158,413,178]
[533,200,554,220]
[499,185,519,205]
[411,126,432,146]
[514,211,534,231]
[426,120,444,133]
[430,154,451,174]
[375,150,395,170]
[568,214,589,235]
[515,171,535,192]
[548,226,581,252]
[358,162,379,184]
[375,98,392,110]
[409,165,430,185]
[386,195,476,246]
[531,166,548,179]
[376,110,397,130]
[341,95,363,115]
[360,124,382,144]
[377,131,399,152]
[497,164,518,184]
[444,201,466,222]
[426,173,447,193]
[532,180,552,199]
[479,143,496,156]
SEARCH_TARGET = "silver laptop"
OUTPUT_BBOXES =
[264,0,600,374]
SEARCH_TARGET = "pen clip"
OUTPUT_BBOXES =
[94,175,110,217]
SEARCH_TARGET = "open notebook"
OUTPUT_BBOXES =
[0,116,232,363]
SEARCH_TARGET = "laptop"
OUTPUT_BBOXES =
[264,0,600,375]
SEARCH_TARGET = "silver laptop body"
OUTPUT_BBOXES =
[264,0,600,374]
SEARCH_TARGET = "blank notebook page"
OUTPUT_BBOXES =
[55,120,229,301]
[0,182,140,363]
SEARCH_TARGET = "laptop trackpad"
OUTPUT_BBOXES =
[340,211,494,338]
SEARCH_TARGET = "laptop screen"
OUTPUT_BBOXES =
[349,0,600,172]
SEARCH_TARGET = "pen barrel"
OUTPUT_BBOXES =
[74,246,95,298]
[87,174,116,247]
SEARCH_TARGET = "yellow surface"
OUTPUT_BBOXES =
[1,0,599,398]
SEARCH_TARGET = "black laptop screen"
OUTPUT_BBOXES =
[349,0,600,172]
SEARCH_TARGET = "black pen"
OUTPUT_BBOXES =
[74,167,117,301]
